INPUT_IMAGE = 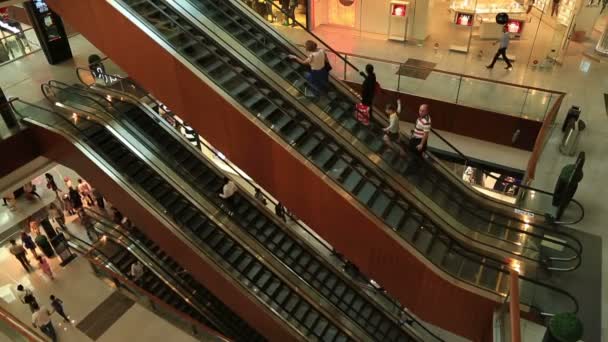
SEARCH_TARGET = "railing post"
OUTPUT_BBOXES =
[519,88,530,118]
[343,54,348,81]
[455,76,463,104]
[397,63,402,92]
[509,269,522,342]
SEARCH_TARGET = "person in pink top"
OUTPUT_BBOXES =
[37,256,54,280]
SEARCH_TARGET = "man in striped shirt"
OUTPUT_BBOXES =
[410,104,431,156]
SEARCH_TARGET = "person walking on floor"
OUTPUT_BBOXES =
[91,187,105,209]
[31,303,57,342]
[24,182,41,200]
[77,179,93,206]
[288,40,330,98]
[68,187,83,213]
[37,255,54,280]
[8,239,33,273]
[48,203,67,231]
[486,26,513,70]
[62,194,74,215]
[21,231,38,257]
[50,295,70,323]
[17,284,38,312]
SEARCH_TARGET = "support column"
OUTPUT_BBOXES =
[0,87,17,129]
[23,0,72,65]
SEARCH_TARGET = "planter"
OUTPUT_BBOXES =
[542,313,583,342]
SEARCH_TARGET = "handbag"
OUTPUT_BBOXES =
[324,60,332,72]
[355,103,370,126]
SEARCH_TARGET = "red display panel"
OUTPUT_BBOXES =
[455,12,473,26]
[506,19,523,33]
[391,4,407,16]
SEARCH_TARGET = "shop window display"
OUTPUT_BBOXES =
[244,0,308,28]
[556,0,576,25]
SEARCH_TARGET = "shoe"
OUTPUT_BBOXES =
[506,66,513,70]
[486,65,493,69]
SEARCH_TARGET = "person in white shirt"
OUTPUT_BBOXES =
[219,177,238,213]
[288,40,329,98]
[31,303,56,341]
[382,99,405,156]
[77,178,93,206]
[130,260,145,283]
[219,178,237,200]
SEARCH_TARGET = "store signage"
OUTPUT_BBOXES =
[506,19,522,33]
[391,4,407,16]
[455,12,473,26]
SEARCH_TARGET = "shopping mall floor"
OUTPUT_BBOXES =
[0,166,200,342]
[0,26,606,339]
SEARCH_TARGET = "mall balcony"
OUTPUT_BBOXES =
[0,0,605,341]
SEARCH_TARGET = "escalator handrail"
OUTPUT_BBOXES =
[72,71,578,324]
[63,227,231,341]
[166,0,584,263]
[81,207,239,335]
[77,4,579,315]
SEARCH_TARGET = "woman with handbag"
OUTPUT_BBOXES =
[288,40,330,98]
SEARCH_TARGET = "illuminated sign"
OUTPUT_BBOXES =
[391,4,407,16]
[506,20,522,33]
[455,12,473,26]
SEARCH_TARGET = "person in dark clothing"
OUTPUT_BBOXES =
[359,64,377,111]
[275,202,287,222]
[112,207,124,226]
[91,187,105,209]
[17,284,38,312]
[21,231,38,257]
[9,239,32,272]
[68,187,83,211]
[50,295,70,322]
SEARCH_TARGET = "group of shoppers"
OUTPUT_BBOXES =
[289,39,432,166]
[18,284,70,341]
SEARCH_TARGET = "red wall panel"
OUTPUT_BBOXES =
[47,1,501,340]
[28,125,296,341]
[0,128,41,179]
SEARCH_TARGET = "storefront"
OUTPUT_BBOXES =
[308,0,594,66]
[242,0,310,28]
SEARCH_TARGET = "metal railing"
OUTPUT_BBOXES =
[0,27,41,67]
[63,227,230,342]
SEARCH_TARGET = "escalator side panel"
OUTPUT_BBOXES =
[46,1,499,340]
[28,124,299,341]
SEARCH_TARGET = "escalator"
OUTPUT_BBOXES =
[78,208,265,342]
[42,81,429,342]
[43,0,582,317]
[103,0,584,274]
[46,78,580,320]
[11,99,361,341]
[164,0,585,268]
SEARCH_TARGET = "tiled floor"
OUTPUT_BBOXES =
[0,163,199,341]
